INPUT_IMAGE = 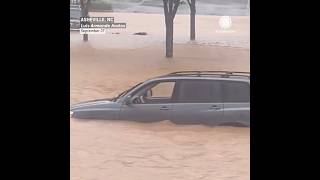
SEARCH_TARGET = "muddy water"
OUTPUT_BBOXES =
[71,120,249,180]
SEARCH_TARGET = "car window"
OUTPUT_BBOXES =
[150,82,175,98]
[132,81,176,104]
[176,80,222,103]
[223,81,250,103]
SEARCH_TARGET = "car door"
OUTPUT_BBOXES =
[170,80,224,125]
[222,80,250,126]
[119,81,176,122]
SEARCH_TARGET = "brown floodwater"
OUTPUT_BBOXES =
[71,119,249,180]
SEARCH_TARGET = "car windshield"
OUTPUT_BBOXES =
[112,82,142,101]
[70,8,81,19]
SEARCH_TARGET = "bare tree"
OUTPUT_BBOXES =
[163,0,181,58]
[186,0,196,40]
[80,0,91,41]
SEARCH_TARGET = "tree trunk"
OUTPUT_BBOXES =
[83,34,88,41]
[166,19,174,57]
[80,0,90,42]
[163,0,180,58]
[190,10,195,40]
[82,7,88,42]
[189,0,196,40]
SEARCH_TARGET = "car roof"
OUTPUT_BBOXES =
[148,71,250,82]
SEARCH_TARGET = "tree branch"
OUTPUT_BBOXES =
[186,0,191,7]
[172,0,180,19]
[169,0,173,14]
[80,0,84,9]
[163,0,169,25]
[191,0,196,13]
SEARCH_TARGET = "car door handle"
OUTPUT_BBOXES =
[160,106,170,110]
[210,105,222,110]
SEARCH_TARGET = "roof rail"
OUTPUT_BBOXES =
[166,71,250,77]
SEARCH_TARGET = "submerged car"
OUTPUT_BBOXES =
[70,71,250,126]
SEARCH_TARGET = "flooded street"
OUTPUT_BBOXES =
[71,120,249,180]
[71,13,250,180]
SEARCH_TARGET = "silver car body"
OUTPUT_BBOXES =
[71,72,250,126]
